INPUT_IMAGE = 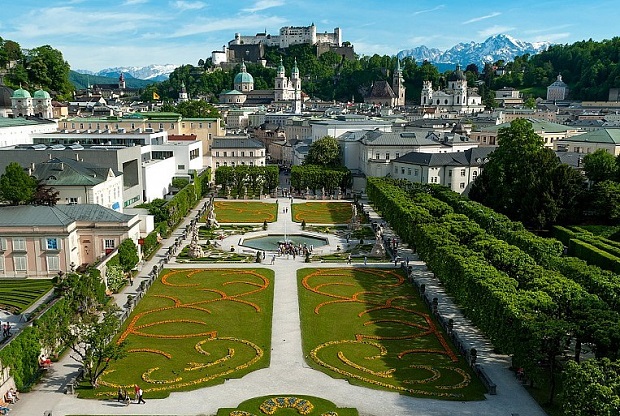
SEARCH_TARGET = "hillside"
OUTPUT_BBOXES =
[69,71,156,90]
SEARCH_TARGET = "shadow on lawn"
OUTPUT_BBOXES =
[300,266,486,401]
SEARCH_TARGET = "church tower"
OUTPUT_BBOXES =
[421,80,433,106]
[178,82,189,102]
[118,72,126,90]
[274,57,287,101]
[291,58,302,114]
[11,85,33,117]
[393,60,405,106]
[33,87,53,118]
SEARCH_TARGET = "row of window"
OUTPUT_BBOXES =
[64,122,214,130]
[0,237,61,251]
[394,166,472,178]
[215,151,263,157]
[0,255,59,272]
[215,161,263,167]
[376,152,400,160]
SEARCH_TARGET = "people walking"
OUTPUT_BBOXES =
[137,387,145,404]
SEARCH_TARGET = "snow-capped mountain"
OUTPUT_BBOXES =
[75,64,177,81]
[397,34,550,67]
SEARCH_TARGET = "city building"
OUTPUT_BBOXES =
[0,117,58,148]
[211,137,266,169]
[547,74,569,101]
[366,61,406,107]
[470,119,583,148]
[391,147,496,194]
[229,23,341,50]
[0,204,140,277]
[557,128,620,155]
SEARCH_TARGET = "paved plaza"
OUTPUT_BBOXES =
[8,197,547,416]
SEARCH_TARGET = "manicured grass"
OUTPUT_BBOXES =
[211,201,278,223]
[0,278,53,314]
[78,268,273,399]
[216,395,359,415]
[292,202,354,224]
[298,268,486,400]
[578,224,620,239]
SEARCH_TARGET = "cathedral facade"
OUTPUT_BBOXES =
[420,65,484,114]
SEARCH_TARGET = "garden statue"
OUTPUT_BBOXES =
[187,224,204,259]
[369,226,386,258]
[207,200,220,229]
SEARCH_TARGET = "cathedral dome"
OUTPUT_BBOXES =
[12,87,31,99]
[33,89,51,99]
[449,64,466,81]
[234,62,254,84]
[0,85,14,108]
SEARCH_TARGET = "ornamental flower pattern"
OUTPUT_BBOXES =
[96,269,270,395]
[302,268,474,398]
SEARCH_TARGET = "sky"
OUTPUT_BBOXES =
[1,0,618,71]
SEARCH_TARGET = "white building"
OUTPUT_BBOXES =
[391,147,496,194]
[211,137,266,169]
[229,23,341,49]
[421,65,484,114]
[0,117,57,148]
[547,74,569,101]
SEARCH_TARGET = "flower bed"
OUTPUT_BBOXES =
[207,201,278,223]
[215,395,358,416]
[298,268,485,400]
[85,268,273,399]
[292,202,354,224]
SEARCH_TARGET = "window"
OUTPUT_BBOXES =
[0,256,4,271]
[395,153,400,159]
[407,168,411,175]
[414,169,419,176]
[170,124,175,129]
[208,122,212,129]
[13,238,26,251]
[401,167,405,174]
[105,239,115,249]
[231,151,235,157]
[250,151,254,157]
[216,162,220,168]
[223,152,227,157]
[473,171,478,178]
[375,153,380,160]
[199,123,203,128]
[14,256,27,271]
[385,153,390,160]
[460,183,465,189]
[159,123,164,129]
[241,151,245,157]
[394,167,398,174]
[45,238,59,250]
[46,256,60,271]
[460,169,466,177]
[178,165,185,170]
[448,170,452,177]
[216,151,220,157]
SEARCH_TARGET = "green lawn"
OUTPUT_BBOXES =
[77,268,273,399]
[211,201,278,223]
[216,395,359,416]
[292,202,353,224]
[298,268,486,400]
[0,278,53,314]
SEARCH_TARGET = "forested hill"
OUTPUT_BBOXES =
[486,37,620,100]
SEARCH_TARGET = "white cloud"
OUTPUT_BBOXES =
[463,12,501,25]
[413,5,444,15]
[168,15,286,38]
[532,32,570,43]
[477,25,515,38]
[406,35,441,46]
[171,0,205,11]
[124,0,149,4]
[242,0,284,13]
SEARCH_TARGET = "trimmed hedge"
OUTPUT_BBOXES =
[569,238,620,275]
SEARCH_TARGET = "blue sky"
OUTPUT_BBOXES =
[1,0,617,71]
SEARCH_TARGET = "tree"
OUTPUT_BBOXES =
[65,311,127,387]
[590,180,620,223]
[32,180,60,206]
[175,100,221,118]
[117,239,139,274]
[562,358,620,416]
[0,162,37,205]
[304,136,341,167]
[524,97,537,109]
[583,149,617,183]
[469,119,584,228]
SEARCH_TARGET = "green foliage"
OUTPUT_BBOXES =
[562,358,620,415]
[0,327,42,389]
[171,177,190,189]
[0,162,37,205]
[215,165,278,197]
[469,119,585,228]
[0,278,53,313]
[583,149,618,183]
[117,239,139,273]
[1,39,73,99]
[304,136,341,167]
[216,395,359,416]
[589,180,620,224]
[166,100,221,118]
[290,165,351,194]
[569,238,620,275]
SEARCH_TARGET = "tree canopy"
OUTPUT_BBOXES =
[117,238,139,273]
[0,162,37,205]
[583,149,617,183]
[469,119,585,228]
[304,136,341,168]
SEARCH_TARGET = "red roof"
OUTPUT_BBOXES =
[168,134,198,141]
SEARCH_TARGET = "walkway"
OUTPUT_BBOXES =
[10,197,547,416]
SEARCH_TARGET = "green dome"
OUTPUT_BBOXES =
[33,89,51,99]
[12,88,31,99]
[449,64,466,81]
[234,72,254,84]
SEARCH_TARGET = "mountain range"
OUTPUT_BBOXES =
[75,64,177,81]
[397,34,550,68]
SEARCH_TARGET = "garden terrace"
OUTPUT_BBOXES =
[206,201,278,223]
[78,268,274,399]
[216,395,359,416]
[298,267,485,400]
[0,278,53,314]
[293,202,354,224]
